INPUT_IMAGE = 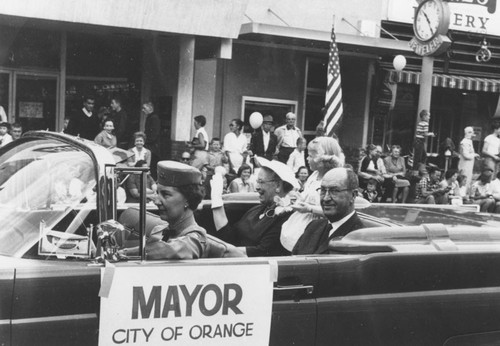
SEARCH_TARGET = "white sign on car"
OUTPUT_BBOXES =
[99,261,275,346]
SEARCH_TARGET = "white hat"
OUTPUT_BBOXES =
[255,156,300,190]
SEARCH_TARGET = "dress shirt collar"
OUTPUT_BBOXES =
[328,211,355,238]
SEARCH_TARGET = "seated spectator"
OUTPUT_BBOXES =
[296,166,309,193]
[127,132,151,167]
[11,123,23,141]
[383,145,410,203]
[180,151,192,165]
[414,166,448,204]
[439,169,461,205]
[0,122,12,147]
[287,137,307,174]
[457,174,471,203]
[94,119,117,148]
[358,144,387,198]
[125,160,157,203]
[229,163,256,193]
[470,163,495,212]
[490,171,500,213]
[362,178,380,203]
[293,167,365,255]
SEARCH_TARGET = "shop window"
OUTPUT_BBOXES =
[241,97,297,132]
[304,58,327,135]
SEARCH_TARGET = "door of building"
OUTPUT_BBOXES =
[14,73,58,131]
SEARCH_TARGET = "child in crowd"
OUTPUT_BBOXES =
[0,122,12,147]
[287,137,307,174]
[94,119,117,148]
[413,109,435,170]
[362,178,380,203]
[208,138,229,171]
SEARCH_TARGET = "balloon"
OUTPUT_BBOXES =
[249,112,263,129]
[393,55,406,71]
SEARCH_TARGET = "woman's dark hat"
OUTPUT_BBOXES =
[157,161,202,186]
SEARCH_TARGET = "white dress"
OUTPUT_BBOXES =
[223,132,247,172]
[458,137,475,188]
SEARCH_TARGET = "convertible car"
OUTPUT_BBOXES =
[1,132,500,345]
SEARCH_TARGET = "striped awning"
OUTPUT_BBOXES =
[386,69,500,93]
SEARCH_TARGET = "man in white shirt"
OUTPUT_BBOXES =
[292,167,365,254]
[275,112,302,163]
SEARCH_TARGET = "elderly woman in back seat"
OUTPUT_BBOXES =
[211,157,298,257]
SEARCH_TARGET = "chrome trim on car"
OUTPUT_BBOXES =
[0,319,9,325]
[11,313,97,325]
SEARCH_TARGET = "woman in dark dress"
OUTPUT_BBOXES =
[211,157,298,256]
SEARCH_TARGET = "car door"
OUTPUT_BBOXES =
[271,256,319,346]
[314,252,500,345]
[11,261,101,346]
[0,266,14,346]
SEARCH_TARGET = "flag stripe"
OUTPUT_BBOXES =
[323,25,343,137]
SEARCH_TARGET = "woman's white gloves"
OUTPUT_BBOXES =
[210,166,226,208]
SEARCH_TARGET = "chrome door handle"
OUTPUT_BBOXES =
[274,284,314,295]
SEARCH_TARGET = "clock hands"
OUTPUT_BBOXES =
[422,11,435,36]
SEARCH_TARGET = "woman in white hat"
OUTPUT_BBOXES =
[211,157,298,256]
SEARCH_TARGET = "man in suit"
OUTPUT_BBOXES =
[293,167,364,255]
[67,95,100,140]
[249,115,278,161]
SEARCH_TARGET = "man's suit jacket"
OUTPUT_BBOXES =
[67,109,101,140]
[250,130,278,161]
[292,213,364,255]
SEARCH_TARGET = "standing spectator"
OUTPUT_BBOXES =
[10,123,23,141]
[0,122,12,147]
[383,145,410,203]
[223,119,247,174]
[296,166,309,193]
[412,109,435,171]
[127,132,151,168]
[249,115,278,161]
[275,112,303,163]
[414,166,448,204]
[67,95,100,140]
[94,119,117,148]
[458,126,479,191]
[0,105,6,122]
[143,102,160,175]
[228,163,256,193]
[61,117,70,133]
[470,163,495,212]
[481,122,500,175]
[125,160,157,203]
[109,96,129,149]
[287,137,307,174]
[189,115,209,169]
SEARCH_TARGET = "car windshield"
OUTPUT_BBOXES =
[0,138,97,257]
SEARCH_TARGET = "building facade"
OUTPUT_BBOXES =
[0,0,498,166]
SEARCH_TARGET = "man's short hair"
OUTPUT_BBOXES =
[11,122,22,129]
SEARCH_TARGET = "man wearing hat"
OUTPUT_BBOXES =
[120,161,208,259]
[0,122,13,147]
[248,114,278,161]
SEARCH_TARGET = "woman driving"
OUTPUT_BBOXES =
[211,157,298,257]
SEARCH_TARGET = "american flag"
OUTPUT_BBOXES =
[323,25,343,137]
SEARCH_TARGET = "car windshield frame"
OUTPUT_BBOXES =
[0,136,99,257]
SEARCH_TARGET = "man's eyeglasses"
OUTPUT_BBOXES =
[256,179,276,185]
[181,157,190,162]
[317,187,352,198]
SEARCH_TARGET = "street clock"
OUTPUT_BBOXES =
[409,0,451,56]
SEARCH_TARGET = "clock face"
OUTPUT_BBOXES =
[414,0,441,42]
